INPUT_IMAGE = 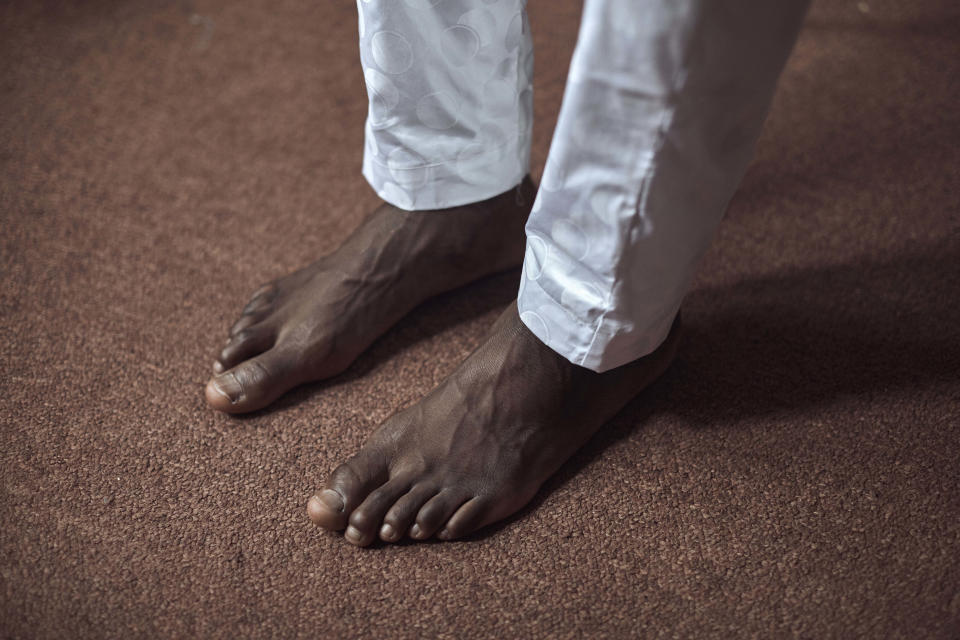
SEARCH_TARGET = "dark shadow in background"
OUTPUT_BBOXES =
[462,236,960,542]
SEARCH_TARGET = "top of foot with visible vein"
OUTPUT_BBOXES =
[205,178,534,413]
[306,302,682,546]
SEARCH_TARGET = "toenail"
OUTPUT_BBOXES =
[380,524,396,540]
[212,374,241,403]
[410,524,423,539]
[345,526,363,543]
[212,361,224,374]
[317,490,344,513]
[437,528,450,540]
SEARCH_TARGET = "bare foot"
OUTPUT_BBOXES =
[205,176,536,413]
[306,302,682,546]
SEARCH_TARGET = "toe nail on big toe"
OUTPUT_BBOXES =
[211,374,241,403]
[317,490,344,513]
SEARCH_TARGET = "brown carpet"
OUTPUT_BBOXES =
[2,0,958,637]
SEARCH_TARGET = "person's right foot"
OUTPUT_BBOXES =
[205,176,536,414]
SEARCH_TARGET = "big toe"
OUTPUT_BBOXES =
[204,346,301,413]
[307,490,347,530]
[308,451,389,534]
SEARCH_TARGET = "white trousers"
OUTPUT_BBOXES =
[358,0,809,372]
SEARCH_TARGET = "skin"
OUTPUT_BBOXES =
[205,174,682,543]
[306,302,681,545]
[205,176,536,413]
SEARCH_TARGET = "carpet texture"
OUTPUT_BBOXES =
[2,0,959,637]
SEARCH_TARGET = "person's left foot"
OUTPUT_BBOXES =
[306,301,682,546]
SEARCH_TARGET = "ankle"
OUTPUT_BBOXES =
[415,179,533,271]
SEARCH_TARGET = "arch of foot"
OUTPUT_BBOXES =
[356,0,533,210]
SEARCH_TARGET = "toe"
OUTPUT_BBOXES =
[242,291,274,316]
[411,490,469,540]
[217,328,273,372]
[229,314,261,337]
[306,490,345,529]
[381,484,439,542]
[250,283,277,302]
[204,346,301,413]
[308,451,389,532]
[345,477,412,546]
[228,285,276,336]
[437,497,490,540]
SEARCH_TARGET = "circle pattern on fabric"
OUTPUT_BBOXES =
[483,77,518,117]
[416,91,460,130]
[404,0,441,8]
[493,57,515,81]
[541,161,566,192]
[551,219,589,261]
[477,121,506,145]
[454,142,509,187]
[561,282,605,317]
[365,120,380,156]
[572,111,634,152]
[588,187,618,220]
[364,68,399,127]
[536,301,578,346]
[371,31,413,74]
[505,12,524,51]
[387,147,429,189]
[520,310,550,343]
[524,234,547,280]
[440,25,481,67]
[458,8,497,47]
[381,181,414,210]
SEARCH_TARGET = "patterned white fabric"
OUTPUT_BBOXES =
[358,0,809,372]
[358,0,533,210]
